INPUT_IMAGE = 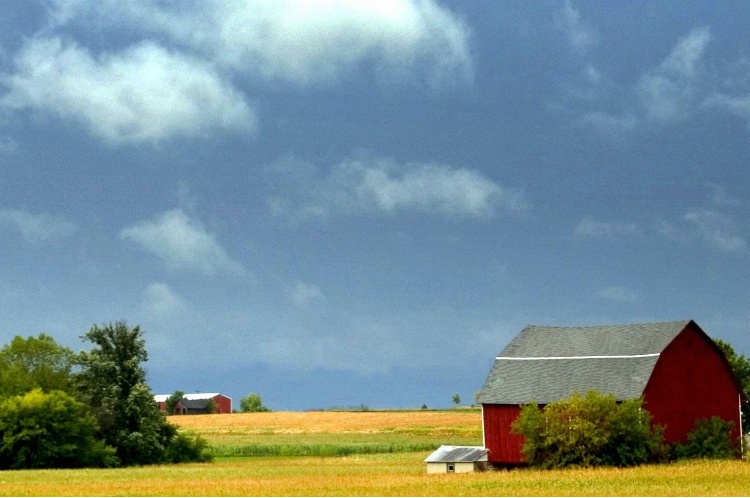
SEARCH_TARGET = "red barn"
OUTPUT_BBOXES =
[476,320,744,466]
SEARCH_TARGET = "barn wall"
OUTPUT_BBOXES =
[213,395,232,414]
[644,325,742,444]
[482,404,524,464]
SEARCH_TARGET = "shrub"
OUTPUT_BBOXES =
[511,390,665,468]
[0,389,118,469]
[673,417,738,460]
[164,431,214,463]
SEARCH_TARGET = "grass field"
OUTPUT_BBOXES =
[0,411,748,496]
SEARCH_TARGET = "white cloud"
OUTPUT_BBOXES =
[561,26,719,132]
[683,209,747,253]
[704,183,741,207]
[704,93,750,129]
[270,157,527,220]
[554,1,598,55]
[287,281,325,308]
[575,217,642,239]
[120,209,246,275]
[0,209,76,243]
[579,205,747,255]
[636,27,710,123]
[598,286,639,304]
[48,0,473,87]
[141,282,186,317]
[1,37,255,144]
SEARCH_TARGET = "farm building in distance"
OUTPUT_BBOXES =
[476,320,744,467]
[154,392,232,414]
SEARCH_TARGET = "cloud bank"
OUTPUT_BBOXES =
[49,0,473,87]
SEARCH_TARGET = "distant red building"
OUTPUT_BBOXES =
[476,320,744,466]
[154,392,232,414]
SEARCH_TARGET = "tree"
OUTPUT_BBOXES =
[714,339,750,430]
[75,322,177,466]
[0,389,117,469]
[166,390,185,415]
[0,334,76,398]
[674,417,738,460]
[240,393,269,412]
[511,391,665,468]
[452,394,461,406]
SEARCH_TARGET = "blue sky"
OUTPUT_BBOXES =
[1,1,749,410]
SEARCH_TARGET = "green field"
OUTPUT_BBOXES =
[0,411,748,496]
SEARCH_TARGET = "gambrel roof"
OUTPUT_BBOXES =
[476,320,692,405]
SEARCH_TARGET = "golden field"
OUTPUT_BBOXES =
[0,410,748,496]
[168,410,483,434]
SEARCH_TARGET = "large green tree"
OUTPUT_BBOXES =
[0,334,76,397]
[714,339,750,430]
[75,322,176,466]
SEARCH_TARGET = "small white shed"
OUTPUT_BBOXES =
[424,445,489,474]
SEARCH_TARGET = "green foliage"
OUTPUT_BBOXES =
[452,394,461,406]
[673,417,738,460]
[714,339,750,429]
[206,398,217,414]
[166,390,185,415]
[511,391,665,468]
[0,334,76,398]
[164,431,214,463]
[0,389,117,469]
[240,392,270,412]
[75,321,210,466]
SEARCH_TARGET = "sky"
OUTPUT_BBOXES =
[1,1,749,411]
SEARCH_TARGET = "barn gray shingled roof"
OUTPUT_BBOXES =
[476,321,691,405]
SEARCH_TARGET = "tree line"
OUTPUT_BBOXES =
[0,322,212,469]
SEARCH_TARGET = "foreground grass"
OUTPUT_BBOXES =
[0,455,748,496]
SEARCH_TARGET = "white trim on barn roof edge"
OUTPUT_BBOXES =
[496,353,661,360]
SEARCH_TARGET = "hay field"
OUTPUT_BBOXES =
[168,410,483,434]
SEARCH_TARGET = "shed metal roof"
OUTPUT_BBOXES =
[424,446,488,463]
[476,320,691,405]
